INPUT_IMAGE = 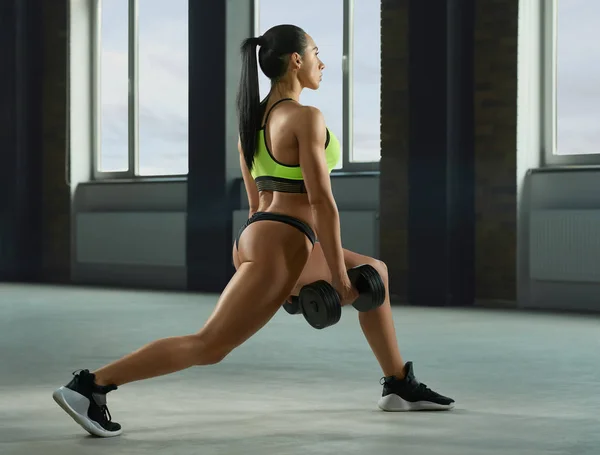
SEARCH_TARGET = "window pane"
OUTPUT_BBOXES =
[99,0,129,172]
[258,0,343,169]
[138,0,189,175]
[351,0,380,163]
[556,0,600,155]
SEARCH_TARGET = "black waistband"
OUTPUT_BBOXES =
[235,212,316,249]
[254,176,307,194]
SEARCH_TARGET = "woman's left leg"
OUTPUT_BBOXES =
[289,243,455,411]
[289,243,404,378]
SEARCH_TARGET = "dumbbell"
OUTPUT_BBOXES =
[295,264,386,330]
[282,296,302,315]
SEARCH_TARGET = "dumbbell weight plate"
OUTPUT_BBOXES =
[283,296,302,315]
[347,264,386,312]
[366,265,386,309]
[299,280,342,330]
[365,265,386,308]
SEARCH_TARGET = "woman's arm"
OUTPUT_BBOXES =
[238,137,260,218]
[295,107,347,283]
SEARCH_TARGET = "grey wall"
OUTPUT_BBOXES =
[516,0,543,309]
[72,181,187,289]
[72,167,600,316]
[72,176,379,289]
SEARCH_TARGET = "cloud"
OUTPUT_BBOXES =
[100,0,383,171]
[556,0,600,155]
[258,0,381,163]
[99,2,189,173]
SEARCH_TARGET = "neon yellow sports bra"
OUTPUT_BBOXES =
[250,98,341,193]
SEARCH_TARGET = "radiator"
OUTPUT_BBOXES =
[232,210,379,258]
[75,212,186,267]
[529,209,600,283]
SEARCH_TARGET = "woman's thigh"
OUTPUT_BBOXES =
[199,220,312,352]
[289,242,387,296]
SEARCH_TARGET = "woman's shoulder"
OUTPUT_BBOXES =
[286,105,327,142]
[289,103,326,126]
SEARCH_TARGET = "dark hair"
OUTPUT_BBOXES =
[236,24,308,170]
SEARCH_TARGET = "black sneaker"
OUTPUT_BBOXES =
[52,369,122,437]
[377,361,455,411]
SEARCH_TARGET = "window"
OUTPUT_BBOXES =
[351,0,381,164]
[95,0,189,178]
[98,0,128,172]
[258,0,343,170]
[544,0,600,165]
[138,0,189,175]
[255,0,380,171]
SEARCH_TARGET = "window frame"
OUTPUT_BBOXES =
[542,0,600,167]
[253,0,380,174]
[92,0,380,180]
[92,0,188,180]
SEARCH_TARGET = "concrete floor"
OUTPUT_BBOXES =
[1,283,599,455]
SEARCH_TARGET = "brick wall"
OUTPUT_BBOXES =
[380,0,519,303]
[474,0,518,301]
[379,0,409,300]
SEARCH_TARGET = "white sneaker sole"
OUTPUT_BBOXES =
[378,393,455,411]
[52,386,122,437]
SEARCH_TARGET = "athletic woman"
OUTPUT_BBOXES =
[52,24,454,438]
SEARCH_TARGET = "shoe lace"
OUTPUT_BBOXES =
[71,370,115,423]
[415,382,433,394]
[380,376,435,396]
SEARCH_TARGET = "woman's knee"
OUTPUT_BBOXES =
[362,258,388,284]
[377,259,388,283]
[189,332,235,366]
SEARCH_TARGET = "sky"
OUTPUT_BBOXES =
[99,0,379,175]
[99,0,189,174]
[556,0,600,155]
[98,0,597,175]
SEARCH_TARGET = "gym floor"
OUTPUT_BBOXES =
[1,284,598,455]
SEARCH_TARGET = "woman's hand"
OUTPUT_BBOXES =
[331,273,359,306]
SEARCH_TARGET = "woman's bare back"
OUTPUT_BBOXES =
[257,99,315,225]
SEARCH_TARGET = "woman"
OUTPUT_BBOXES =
[52,24,454,439]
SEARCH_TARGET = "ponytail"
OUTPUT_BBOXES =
[236,26,308,170]
[236,37,263,171]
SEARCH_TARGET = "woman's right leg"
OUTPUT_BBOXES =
[91,262,297,387]
[92,221,312,387]
[53,221,312,437]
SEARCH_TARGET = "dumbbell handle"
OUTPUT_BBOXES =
[290,267,363,302]
[282,296,302,315]
[289,285,353,309]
